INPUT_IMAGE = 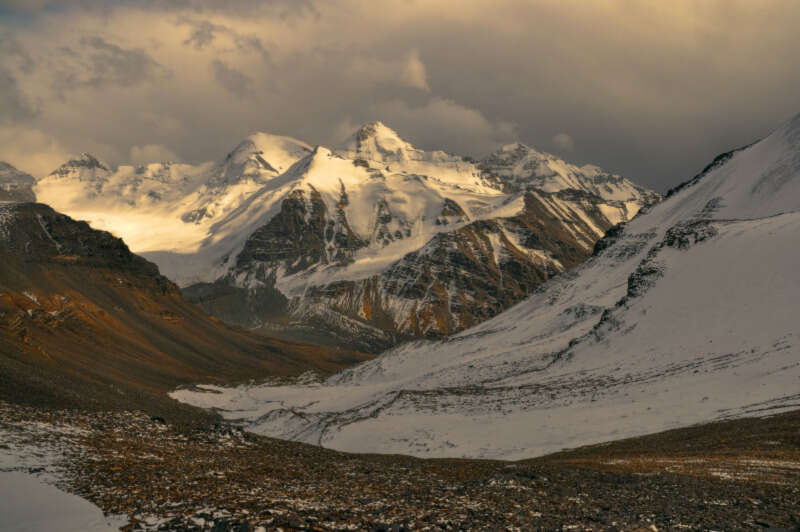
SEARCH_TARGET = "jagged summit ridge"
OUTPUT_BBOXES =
[44,153,111,196]
[354,121,409,147]
[212,133,313,187]
[479,142,658,204]
[337,121,420,163]
[50,153,109,175]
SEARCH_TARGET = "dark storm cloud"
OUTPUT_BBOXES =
[233,34,270,61]
[50,36,169,94]
[183,20,221,49]
[1,1,799,191]
[210,59,253,98]
[179,18,271,61]
[80,36,168,88]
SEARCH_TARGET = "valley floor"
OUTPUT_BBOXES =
[1,400,799,531]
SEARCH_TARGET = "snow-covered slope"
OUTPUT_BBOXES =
[34,135,312,256]
[479,142,657,204]
[172,113,800,459]
[34,122,657,350]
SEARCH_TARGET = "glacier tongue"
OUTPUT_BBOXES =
[171,113,800,459]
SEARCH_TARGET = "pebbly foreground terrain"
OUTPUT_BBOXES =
[2,400,798,531]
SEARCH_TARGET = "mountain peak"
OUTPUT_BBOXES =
[0,161,35,186]
[53,153,108,172]
[48,153,110,180]
[73,153,107,170]
[499,141,531,153]
[355,120,397,139]
[483,142,547,171]
[212,133,313,187]
[339,121,417,163]
[479,141,660,204]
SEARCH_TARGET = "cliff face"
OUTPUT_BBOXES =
[187,182,654,352]
[0,203,369,417]
[178,128,660,353]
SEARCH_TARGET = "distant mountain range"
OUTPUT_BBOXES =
[30,122,659,351]
[172,113,800,459]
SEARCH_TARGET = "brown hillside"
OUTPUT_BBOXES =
[0,202,370,423]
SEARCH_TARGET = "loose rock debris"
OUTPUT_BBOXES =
[1,401,799,530]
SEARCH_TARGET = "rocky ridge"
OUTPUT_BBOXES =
[0,202,368,419]
[0,161,36,202]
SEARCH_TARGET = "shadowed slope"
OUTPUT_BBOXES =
[0,203,369,423]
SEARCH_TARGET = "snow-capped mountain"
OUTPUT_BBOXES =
[35,122,658,351]
[478,141,655,200]
[172,113,800,459]
[0,162,36,203]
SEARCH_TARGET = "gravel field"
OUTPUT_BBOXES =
[2,401,799,531]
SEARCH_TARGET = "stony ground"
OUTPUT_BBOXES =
[1,401,799,531]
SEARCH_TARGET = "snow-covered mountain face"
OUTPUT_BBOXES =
[172,113,800,460]
[0,162,36,203]
[34,122,658,351]
[34,136,313,261]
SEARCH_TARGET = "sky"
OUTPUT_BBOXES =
[1,0,798,192]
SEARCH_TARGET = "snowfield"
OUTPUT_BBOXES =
[172,114,800,460]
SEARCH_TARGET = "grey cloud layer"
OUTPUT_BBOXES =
[210,59,254,98]
[179,17,271,60]
[0,66,36,121]
[1,0,799,191]
[73,36,168,89]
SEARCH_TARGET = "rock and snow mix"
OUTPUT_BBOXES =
[35,123,653,286]
[3,401,799,531]
[32,122,658,347]
[173,114,800,459]
[0,162,36,203]
[0,202,16,239]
